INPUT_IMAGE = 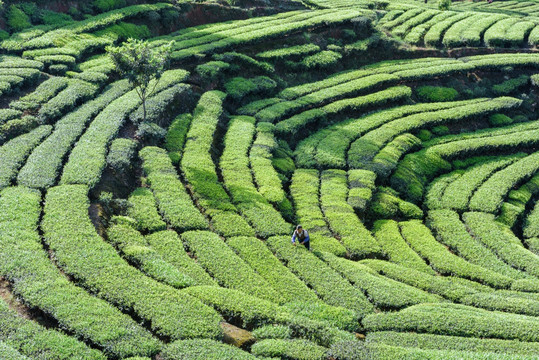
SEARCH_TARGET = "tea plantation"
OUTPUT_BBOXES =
[0,0,539,359]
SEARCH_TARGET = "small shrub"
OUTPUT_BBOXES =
[492,75,529,95]
[94,0,127,12]
[489,113,513,126]
[416,129,433,141]
[136,122,166,146]
[431,125,450,136]
[416,86,458,102]
[438,0,451,11]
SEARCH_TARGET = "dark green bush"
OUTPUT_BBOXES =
[489,113,513,126]
[7,5,31,32]
[416,86,459,102]
[41,10,73,26]
[492,75,529,95]
[18,2,40,22]
[438,0,451,11]
[136,122,166,146]
[431,125,450,136]
[94,0,127,12]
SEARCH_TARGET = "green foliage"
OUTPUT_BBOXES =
[0,296,106,359]
[140,146,208,231]
[214,52,274,73]
[400,220,513,288]
[320,169,383,258]
[0,125,52,189]
[369,187,423,220]
[182,231,281,303]
[364,303,539,341]
[136,122,166,146]
[107,138,137,174]
[94,0,127,12]
[464,212,539,278]
[10,77,68,112]
[489,113,513,126]
[224,76,277,100]
[41,10,73,26]
[107,39,173,122]
[283,301,359,332]
[0,187,158,358]
[42,184,222,340]
[181,91,234,213]
[96,21,151,41]
[416,86,458,102]
[290,169,347,256]
[227,236,318,304]
[165,113,191,164]
[221,115,290,237]
[492,75,529,95]
[146,230,216,286]
[7,5,31,32]
[438,0,451,11]
[320,252,442,310]
[18,80,131,189]
[300,50,342,69]
[257,44,320,60]
[195,61,230,81]
[184,285,353,347]
[127,187,167,232]
[347,169,376,212]
[162,339,255,360]
[367,331,539,356]
[469,152,539,213]
[327,341,368,360]
[427,208,531,282]
[251,339,327,360]
[0,341,28,360]
[107,223,195,288]
[38,80,99,122]
[253,325,292,340]
[267,236,374,318]
[372,219,434,274]
[0,109,22,124]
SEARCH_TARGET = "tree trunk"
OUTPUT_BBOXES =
[142,97,147,123]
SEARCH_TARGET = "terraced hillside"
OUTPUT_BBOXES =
[0,0,538,359]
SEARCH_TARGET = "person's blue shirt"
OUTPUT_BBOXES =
[291,229,309,244]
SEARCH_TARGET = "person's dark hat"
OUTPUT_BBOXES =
[296,225,302,230]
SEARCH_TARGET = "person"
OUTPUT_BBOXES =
[291,225,311,251]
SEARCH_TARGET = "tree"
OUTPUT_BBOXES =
[107,38,173,123]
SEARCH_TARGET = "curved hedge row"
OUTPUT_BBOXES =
[42,184,223,340]
[0,186,159,358]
